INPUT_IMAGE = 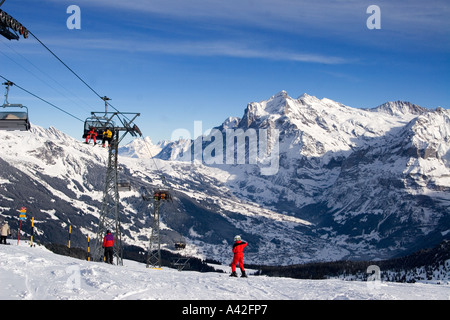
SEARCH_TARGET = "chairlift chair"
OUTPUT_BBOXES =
[175,242,186,250]
[0,104,31,131]
[117,180,131,192]
[153,190,172,202]
[1,81,31,131]
[82,116,115,140]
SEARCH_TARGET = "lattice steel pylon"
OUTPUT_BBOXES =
[90,111,141,265]
[145,190,172,268]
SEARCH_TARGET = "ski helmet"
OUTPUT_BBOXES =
[234,235,241,242]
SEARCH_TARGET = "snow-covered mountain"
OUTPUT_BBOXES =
[0,91,449,266]
[118,136,165,159]
[149,91,450,260]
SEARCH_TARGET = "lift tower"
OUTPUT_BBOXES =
[90,110,142,265]
[142,188,172,268]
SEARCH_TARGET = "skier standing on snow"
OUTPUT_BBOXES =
[1,221,11,244]
[102,230,114,264]
[230,235,247,277]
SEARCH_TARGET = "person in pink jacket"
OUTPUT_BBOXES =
[102,230,114,264]
[230,235,247,277]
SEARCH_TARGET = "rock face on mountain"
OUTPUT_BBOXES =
[0,91,448,265]
[156,91,450,260]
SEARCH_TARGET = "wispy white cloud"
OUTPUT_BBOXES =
[138,39,351,64]
[48,36,350,64]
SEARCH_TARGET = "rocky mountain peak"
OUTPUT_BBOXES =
[373,100,428,116]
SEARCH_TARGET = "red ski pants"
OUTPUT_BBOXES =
[86,134,97,143]
[231,254,245,272]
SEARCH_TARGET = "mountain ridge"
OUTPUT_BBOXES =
[0,91,448,265]
[148,91,449,260]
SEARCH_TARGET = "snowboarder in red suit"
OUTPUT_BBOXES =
[102,230,114,264]
[230,235,247,277]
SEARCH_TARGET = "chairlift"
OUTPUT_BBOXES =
[117,180,131,192]
[174,228,186,250]
[154,190,172,202]
[0,81,30,131]
[175,242,186,250]
[82,116,115,140]
[83,96,116,140]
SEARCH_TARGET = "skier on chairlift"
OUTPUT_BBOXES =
[230,235,247,277]
[102,128,113,148]
[85,127,97,145]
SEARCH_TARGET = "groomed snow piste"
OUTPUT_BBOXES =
[0,241,448,300]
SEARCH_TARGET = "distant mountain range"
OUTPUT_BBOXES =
[0,91,448,265]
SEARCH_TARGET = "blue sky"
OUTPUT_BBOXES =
[1,0,449,143]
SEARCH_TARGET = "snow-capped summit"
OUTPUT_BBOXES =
[118,136,163,159]
[222,116,240,129]
[372,100,429,116]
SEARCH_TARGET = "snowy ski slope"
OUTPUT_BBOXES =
[0,241,448,301]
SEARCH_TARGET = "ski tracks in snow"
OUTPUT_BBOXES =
[1,243,449,300]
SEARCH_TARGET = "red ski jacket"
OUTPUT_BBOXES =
[232,241,247,256]
[103,233,114,248]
